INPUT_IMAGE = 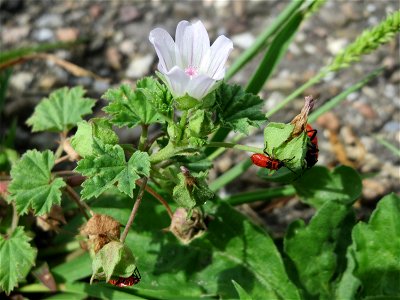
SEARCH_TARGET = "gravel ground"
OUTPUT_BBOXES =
[1,0,399,230]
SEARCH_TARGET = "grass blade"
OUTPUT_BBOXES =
[308,68,384,123]
[373,135,400,157]
[246,11,304,94]
[226,0,304,80]
[0,40,82,65]
[267,11,400,118]
[224,185,296,206]
[209,159,252,192]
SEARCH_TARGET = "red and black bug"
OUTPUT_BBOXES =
[251,153,297,175]
[305,124,319,168]
[251,153,284,170]
[108,268,141,287]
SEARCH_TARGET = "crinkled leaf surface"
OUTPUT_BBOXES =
[264,122,294,153]
[349,193,400,298]
[213,83,265,134]
[26,86,95,132]
[139,75,173,117]
[71,119,118,158]
[187,109,213,138]
[89,193,301,299]
[263,122,308,171]
[0,227,37,295]
[91,241,136,282]
[75,140,150,199]
[103,81,161,128]
[284,200,354,299]
[293,166,362,208]
[8,150,66,215]
[172,172,214,210]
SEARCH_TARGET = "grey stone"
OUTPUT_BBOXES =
[10,72,33,91]
[36,14,62,27]
[33,28,54,41]
[231,32,255,49]
[126,54,154,79]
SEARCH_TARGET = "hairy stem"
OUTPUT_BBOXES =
[55,131,68,159]
[206,142,264,154]
[144,131,165,150]
[11,202,19,232]
[54,155,69,165]
[64,185,92,220]
[120,177,148,243]
[138,124,149,151]
[142,183,173,219]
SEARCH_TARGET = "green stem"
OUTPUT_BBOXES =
[209,159,253,192]
[54,131,67,159]
[265,69,328,118]
[10,202,19,232]
[224,185,296,206]
[120,177,148,243]
[64,185,91,220]
[177,111,188,142]
[207,142,264,154]
[138,124,149,151]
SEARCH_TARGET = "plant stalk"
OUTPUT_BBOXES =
[138,124,149,151]
[206,142,264,154]
[120,177,148,243]
[64,185,91,220]
[10,202,19,232]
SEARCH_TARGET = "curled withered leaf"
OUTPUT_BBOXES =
[81,214,120,237]
[169,208,207,244]
[290,95,315,137]
[80,214,121,253]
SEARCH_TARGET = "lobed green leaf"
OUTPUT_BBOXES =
[0,227,37,295]
[75,140,150,199]
[26,86,95,133]
[71,119,118,158]
[8,150,66,215]
[103,81,162,128]
[213,83,265,135]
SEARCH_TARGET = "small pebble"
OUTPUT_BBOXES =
[33,28,54,41]
[126,54,154,79]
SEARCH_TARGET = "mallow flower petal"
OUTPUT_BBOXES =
[191,21,211,68]
[186,74,216,100]
[175,20,210,69]
[149,28,177,72]
[164,66,190,98]
[207,35,233,79]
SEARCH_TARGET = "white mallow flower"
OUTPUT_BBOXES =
[149,20,233,101]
